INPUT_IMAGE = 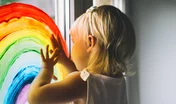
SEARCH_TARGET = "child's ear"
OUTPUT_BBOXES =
[87,35,96,52]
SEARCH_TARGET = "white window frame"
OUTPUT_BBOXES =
[54,0,75,56]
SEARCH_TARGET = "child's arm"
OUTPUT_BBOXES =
[50,34,77,73]
[28,72,86,104]
[28,45,87,104]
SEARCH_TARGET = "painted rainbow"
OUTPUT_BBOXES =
[0,3,68,104]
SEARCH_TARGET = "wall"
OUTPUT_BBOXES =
[126,0,176,104]
[19,0,55,17]
[74,0,92,18]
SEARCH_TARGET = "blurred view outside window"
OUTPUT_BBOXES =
[0,0,55,19]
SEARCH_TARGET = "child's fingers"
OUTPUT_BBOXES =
[51,34,62,50]
[55,35,62,49]
[52,34,58,43]
[50,34,58,48]
[53,55,60,65]
[50,49,53,54]
[52,75,58,80]
[40,49,45,61]
[46,45,49,59]
[50,48,59,61]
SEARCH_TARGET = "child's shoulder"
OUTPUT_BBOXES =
[66,71,87,86]
[67,71,81,77]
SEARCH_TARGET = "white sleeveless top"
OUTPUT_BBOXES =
[80,70,128,104]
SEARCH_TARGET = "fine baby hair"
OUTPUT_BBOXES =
[70,5,136,77]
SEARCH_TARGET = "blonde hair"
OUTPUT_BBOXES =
[70,5,136,77]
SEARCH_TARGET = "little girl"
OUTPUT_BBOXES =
[28,5,135,104]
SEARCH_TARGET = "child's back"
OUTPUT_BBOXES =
[85,72,127,104]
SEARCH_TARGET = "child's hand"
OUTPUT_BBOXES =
[50,34,77,73]
[40,45,59,69]
[50,34,68,63]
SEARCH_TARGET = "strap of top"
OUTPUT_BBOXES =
[80,69,90,81]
